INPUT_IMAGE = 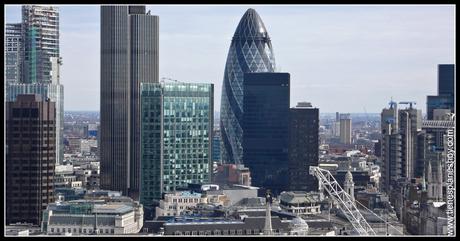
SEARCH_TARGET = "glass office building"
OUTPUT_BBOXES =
[288,102,319,192]
[100,6,159,199]
[220,8,276,165]
[242,72,289,195]
[426,64,455,119]
[140,82,213,205]
[212,128,221,163]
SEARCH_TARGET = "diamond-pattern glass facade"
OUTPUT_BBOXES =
[220,8,276,164]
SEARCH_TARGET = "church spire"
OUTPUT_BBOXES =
[344,165,355,202]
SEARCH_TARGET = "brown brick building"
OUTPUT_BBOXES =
[6,94,56,225]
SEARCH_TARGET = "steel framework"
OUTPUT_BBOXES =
[309,166,377,235]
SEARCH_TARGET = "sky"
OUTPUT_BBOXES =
[5,5,455,113]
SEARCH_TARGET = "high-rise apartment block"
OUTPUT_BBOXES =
[21,5,60,84]
[339,114,352,144]
[6,94,56,225]
[100,5,159,200]
[288,102,319,192]
[140,82,213,205]
[242,72,290,195]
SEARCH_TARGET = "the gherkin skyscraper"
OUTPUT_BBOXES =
[220,8,276,164]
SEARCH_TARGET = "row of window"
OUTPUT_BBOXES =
[171,229,280,235]
[171,198,200,203]
[49,227,115,234]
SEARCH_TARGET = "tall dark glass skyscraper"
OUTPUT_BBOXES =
[220,8,276,165]
[438,64,454,96]
[427,64,455,119]
[288,102,319,192]
[100,5,159,200]
[242,72,289,195]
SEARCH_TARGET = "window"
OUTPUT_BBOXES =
[57,228,60,233]
[50,228,54,233]
[83,229,86,233]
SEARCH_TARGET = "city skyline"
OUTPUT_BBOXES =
[5,4,455,113]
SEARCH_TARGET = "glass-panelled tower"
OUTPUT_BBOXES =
[140,82,213,205]
[140,83,163,205]
[220,8,276,165]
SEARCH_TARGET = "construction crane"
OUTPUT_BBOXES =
[161,77,183,83]
[363,106,370,128]
[398,101,416,109]
[309,166,404,236]
[309,166,376,235]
